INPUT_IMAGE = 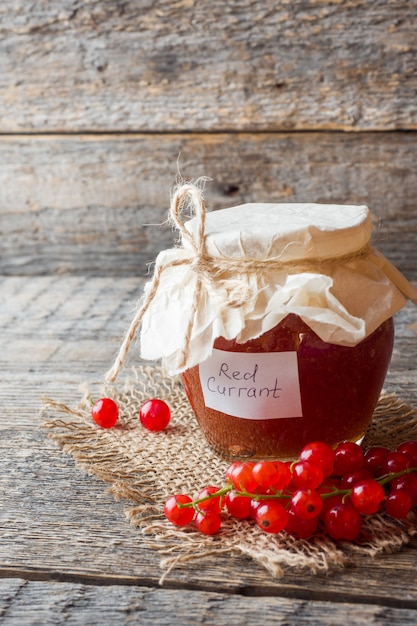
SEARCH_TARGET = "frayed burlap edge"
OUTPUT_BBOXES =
[41,366,417,584]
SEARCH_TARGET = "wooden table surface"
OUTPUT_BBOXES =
[1,1,417,623]
[1,257,416,625]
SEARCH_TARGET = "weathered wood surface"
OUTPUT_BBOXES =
[1,0,417,622]
[1,131,416,276]
[1,0,416,133]
[1,275,417,626]
[2,579,417,626]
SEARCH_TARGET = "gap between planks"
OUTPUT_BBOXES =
[1,566,417,611]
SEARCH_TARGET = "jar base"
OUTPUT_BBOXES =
[204,432,367,462]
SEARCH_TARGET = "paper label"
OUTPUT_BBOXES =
[199,349,303,420]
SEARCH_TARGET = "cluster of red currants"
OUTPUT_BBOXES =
[164,440,417,540]
[91,397,171,431]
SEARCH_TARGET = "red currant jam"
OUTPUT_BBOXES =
[181,314,394,459]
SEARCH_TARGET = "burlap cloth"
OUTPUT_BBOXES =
[41,366,417,583]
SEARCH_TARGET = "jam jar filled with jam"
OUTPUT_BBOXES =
[133,189,417,460]
[182,313,394,459]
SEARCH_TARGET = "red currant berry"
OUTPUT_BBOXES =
[224,491,252,519]
[272,461,293,491]
[226,461,242,480]
[396,441,417,466]
[363,446,389,476]
[292,460,324,490]
[390,473,417,506]
[290,488,323,520]
[255,500,289,534]
[197,486,223,513]
[385,490,412,519]
[139,398,171,432]
[228,462,257,492]
[319,493,345,520]
[195,511,222,535]
[249,498,262,520]
[382,451,412,474]
[285,509,318,539]
[164,494,195,526]
[333,442,364,476]
[338,468,373,489]
[225,461,241,482]
[324,502,362,541]
[351,479,385,514]
[252,460,291,490]
[300,441,335,477]
[91,397,119,428]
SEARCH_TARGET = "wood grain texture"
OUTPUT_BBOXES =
[1,132,416,277]
[3,414,417,602]
[1,1,416,620]
[1,276,417,611]
[0,0,416,132]
[1,579,417,626]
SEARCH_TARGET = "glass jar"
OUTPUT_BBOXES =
[119,187,417,461]
[182,313,394,459]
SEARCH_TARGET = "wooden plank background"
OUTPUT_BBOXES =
[1,1,417,623]
[0,0,416,278]
[1,132,417,276]
[1,0,416,132]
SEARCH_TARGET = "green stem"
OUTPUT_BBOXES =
[177,484,232,509]
[176,466,417,511]
[235,486,292,502]
[378,465,417,486]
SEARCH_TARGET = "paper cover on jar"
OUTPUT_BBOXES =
[107,184,417,381]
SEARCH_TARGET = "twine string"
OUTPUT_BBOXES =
[106,184,209,382]
[106,183,371,383]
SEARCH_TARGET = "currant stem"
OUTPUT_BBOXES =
[175,466,417,511]
[235,486,291,502]
[378,465,417,486]
[177,484,232,509]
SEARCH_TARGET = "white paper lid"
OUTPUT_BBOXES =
[185,203,373,261]
[134,195,417,375]
[105,186,417,382]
